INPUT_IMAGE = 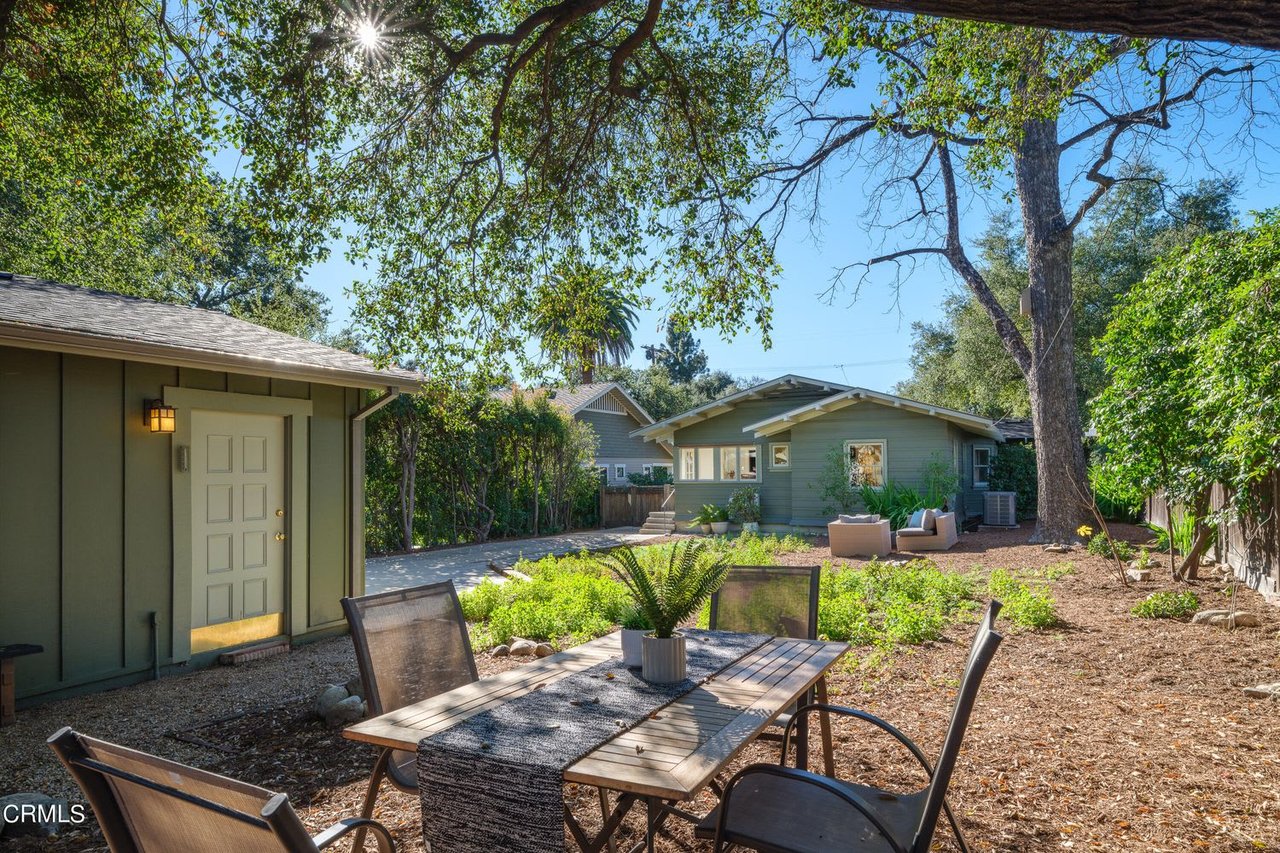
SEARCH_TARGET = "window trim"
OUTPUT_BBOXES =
[843,439,887,489]
[972,446,992,489]
[718,445,759,482]
[613,463,626,480]
[675,444,758,482]
[643,463,673,475]
[769,442,791,470]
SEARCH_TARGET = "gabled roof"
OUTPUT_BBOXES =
[494,381,656,425]
[632,375,851,443]
[994,417,1035,442]
[742,387,1004,441]
[0,275,422,390]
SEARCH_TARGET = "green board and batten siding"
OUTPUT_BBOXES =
[0,345,361,702]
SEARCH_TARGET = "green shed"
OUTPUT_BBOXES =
[0,275,421,704]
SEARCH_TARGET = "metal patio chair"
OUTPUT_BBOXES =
[48,727,394,852]
[708,565,833,772]
[341,581,479,832]
[696,600,1004,853]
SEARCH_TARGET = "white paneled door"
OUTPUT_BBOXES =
[191,411,286,633]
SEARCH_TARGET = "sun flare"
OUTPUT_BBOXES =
[356,19,382,50]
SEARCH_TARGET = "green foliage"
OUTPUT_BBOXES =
[1131,590,1200,620]
[727,487,762,523]
[986,569,1059,629]
[600,541,730,638]
[1142,515,1201,556]
[647,321,709,383]
[713,531,811,565]
[1094,219,1280,532]
[595,364,756,423]
[919,452,960,511]
[1087,533,1133,561]
[620,603,654,631]
[989,443,1038,519]
[818,559,976,648]
[365,385,599,553]
[627,468,673,486]
[532,257,639,382]
[813,446,860,515]
[858,481,926,530]
[1089,463,1144,523]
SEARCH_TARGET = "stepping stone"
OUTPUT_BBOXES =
[1244,682,1280,699]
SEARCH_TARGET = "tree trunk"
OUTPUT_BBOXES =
[1176,488,1214,579]
[1013,116,1092,544]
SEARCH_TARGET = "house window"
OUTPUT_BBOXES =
[770,443,790,469]
[845,440,886,488]
[644,463,672,476]
[679,448,715,481]
[614,464,626,480]
[720,446,758,482]
[973,446,992,488]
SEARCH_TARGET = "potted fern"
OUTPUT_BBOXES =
[602,541,730,682]
[691,504,717,534]
[708,504,730,535]
[619,603,651,667]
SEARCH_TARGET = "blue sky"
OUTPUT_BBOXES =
[291,54,1280,394]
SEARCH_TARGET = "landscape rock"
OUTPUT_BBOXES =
[1244,682,1280,699]
[510,639,537,656]
[1126,568,1151,583]
[344,676,365,699]
[491,644,511,657]
[534,643,555,658]
[1043,544,1072,554]
[1193,609,1262,628]
[313,684,350,718]
[0,793,68,839]
[324,695,367,727]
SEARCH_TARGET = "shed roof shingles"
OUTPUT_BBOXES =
[0,276,420,388]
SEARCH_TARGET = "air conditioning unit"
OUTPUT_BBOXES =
[984,491,1018,528]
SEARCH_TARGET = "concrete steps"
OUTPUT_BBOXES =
[638,510,677,536]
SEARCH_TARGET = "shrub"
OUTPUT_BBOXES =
[818,559,976,647]
[987,568,1059,629]
[989,443,1037,519]
[727,487,762,523]
[1131,590,1200,619]
[627,468,672,486]
[1087,532,1133,561]
[1089,464,1144,522]
[859,480,926,530]
[812,445,859,515]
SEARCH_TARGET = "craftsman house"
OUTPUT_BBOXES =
[631,375,1006,528]
[0,275,421,705]
[495,382,673,485]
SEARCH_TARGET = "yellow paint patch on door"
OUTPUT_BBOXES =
[190,612,285,654]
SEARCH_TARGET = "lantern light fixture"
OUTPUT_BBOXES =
[145,400,176,433]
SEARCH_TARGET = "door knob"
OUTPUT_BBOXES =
[275,509,285,517]
[275,532,287,541]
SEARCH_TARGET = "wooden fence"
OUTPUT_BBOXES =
[600,485,672,528]
[1145,470,1280,597]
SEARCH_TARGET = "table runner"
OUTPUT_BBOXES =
[418,629,770,853]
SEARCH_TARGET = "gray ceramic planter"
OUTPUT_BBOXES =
[620,628,646,668]
[641,633,687,683]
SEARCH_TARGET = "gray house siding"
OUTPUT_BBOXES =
[577,407,670,485]
[669,389,827,523]
[956,427,998,523]
[787,404,952,526]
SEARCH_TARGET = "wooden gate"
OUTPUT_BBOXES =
[600,486,669,528]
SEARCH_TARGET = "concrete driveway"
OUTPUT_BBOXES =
[364,528,669,594]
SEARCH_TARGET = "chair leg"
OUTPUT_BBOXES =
[597,788,618,853]
[351,748,392,852]
[815,677,835,778]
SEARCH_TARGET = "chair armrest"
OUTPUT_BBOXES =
[312,818,396,852]
[717,764,908,853]
[783,703,934,778]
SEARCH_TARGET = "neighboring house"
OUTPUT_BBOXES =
[0,275,421,704]
[495,382,672,485]
[631,375,1004,528]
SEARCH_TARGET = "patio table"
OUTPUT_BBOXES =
[344,630,849,852]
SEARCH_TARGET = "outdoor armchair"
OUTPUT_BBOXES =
[341,581,478,836]
[828,517,893,558]
[895,511,959,552]
[696,600,1004,853]
[48,727,395,853]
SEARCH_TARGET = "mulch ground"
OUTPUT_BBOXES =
[6,525,1279,852]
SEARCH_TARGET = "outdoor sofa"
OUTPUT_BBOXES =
[895,509,958,551]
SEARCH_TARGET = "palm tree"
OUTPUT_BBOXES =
[533,259,639,383]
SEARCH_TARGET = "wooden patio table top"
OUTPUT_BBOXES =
[344,631,849,803]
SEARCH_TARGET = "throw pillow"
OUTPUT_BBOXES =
[908,508,925,529]
[922,508,937,532]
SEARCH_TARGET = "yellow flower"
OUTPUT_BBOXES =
[1077,525,1094,537]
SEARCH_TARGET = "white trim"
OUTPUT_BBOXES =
[572,383,657,425]
[717,444,760,483]
[744,387,1003,441]
[843,439,887,489]
[972,445,993,489]
[769,442,791,470]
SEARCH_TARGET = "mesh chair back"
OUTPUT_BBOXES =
[709,566,821,639]
[342,581,478,718]
[912,601,1003,853]
[48,728,314,852]
[342,582,478,790]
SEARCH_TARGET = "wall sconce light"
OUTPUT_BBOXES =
[145,400,176,433]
